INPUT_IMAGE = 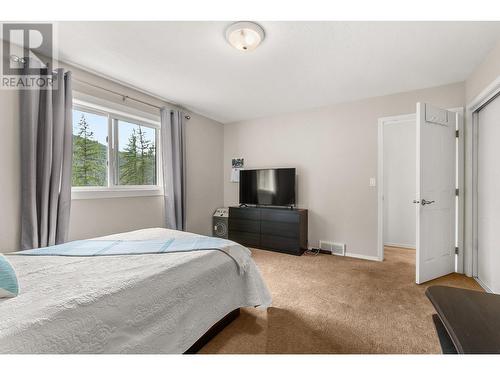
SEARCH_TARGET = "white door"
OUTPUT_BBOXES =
[415,103,457,284]
[477,94,500,293]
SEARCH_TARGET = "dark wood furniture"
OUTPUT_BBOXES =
[228,206,308,256]
[426,285,500,354]
[431,314,457,354]
[184,308,240,354]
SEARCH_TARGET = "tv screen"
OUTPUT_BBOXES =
[239,168,296,206]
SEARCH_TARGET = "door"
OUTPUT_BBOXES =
[477,94,500,293]
[416,103,457,284]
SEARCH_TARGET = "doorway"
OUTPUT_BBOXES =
[379,115,416,256]
[378,106,464,283]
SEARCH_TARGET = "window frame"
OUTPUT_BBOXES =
[71,99,162,200]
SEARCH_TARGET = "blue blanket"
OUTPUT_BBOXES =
[15,237,249,273]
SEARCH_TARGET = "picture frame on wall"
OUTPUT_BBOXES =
[231,158,244,182]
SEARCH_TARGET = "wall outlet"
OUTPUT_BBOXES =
[319,240,346,256]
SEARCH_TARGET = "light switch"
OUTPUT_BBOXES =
[369,177,376,187]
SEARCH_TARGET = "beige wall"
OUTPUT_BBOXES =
[466,39,500,103]
[0,61,224,252]
[185,112,224,236]
[69,196,164,240]
[224,82,465,258]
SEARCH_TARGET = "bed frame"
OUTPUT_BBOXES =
[184,308,240,354]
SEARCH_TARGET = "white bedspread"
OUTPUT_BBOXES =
[0,228,272,353]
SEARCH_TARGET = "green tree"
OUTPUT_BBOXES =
[120,126,156,185]
[72,114,107,186]
[136,126,155,184]
[120,128,139,185]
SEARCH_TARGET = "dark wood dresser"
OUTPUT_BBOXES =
[228,206,308,255]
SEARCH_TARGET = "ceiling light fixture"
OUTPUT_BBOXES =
[225,21,265,52]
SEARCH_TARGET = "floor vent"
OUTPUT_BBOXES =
[319,241,346,256]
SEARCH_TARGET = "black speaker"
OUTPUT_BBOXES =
[213,208,229,239]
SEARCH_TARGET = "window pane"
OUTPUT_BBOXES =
[72,109,108,187]
[117,120,157,185]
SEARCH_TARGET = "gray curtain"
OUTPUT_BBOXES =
[160,108,186,231]
[20,69,73,249]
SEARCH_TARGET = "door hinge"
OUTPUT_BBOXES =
[455,247,459,255]
[456,130,459,138]
[455,188,459,196]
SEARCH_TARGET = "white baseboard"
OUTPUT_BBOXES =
[384,242,415,249]
[474,277,493,293]
[344,252,382,262]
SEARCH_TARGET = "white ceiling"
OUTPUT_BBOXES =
[56,21,500,124]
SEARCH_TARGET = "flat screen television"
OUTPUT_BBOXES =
[239,168,296,206]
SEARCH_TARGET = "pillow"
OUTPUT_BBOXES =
[0,255,19,298]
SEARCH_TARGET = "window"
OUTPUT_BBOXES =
[71,101,161,198]
[117,120,156,186]
[72,109,108,187]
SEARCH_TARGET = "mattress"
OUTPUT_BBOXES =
[0,228,272,353]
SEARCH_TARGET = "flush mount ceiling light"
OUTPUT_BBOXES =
[225,21,265,52]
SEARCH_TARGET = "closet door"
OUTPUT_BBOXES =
[477,94,500,293]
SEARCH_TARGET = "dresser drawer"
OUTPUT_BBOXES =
[260,209,299,223]
[229,218,260,233]
[229,207,261,220]
[229,231,260,248]
[261,220,299,238]
[260,234,301,253]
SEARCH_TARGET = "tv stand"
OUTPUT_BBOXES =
[228,206,308,256]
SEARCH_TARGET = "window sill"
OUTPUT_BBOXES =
[71,187,163,200]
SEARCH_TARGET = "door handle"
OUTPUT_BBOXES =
[421,199,435,206]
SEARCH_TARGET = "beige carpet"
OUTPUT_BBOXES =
[200,246,481,354]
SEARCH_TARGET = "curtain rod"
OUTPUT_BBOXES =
[9,53,191,119]
[72,77,191,120]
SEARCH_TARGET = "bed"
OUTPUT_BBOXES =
[0,228,272,354]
